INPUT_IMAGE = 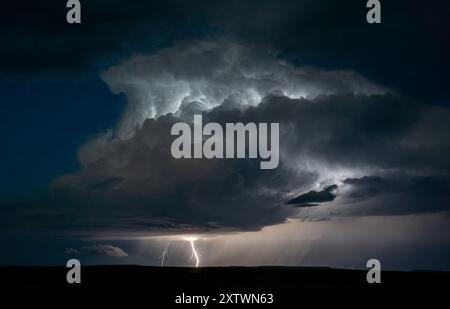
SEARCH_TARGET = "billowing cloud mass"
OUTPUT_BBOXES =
[2,40,450,236]
[101,40,386,139]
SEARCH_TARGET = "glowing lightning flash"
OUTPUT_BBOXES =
[158,236,201,267]
[160,244,169,267]
[184,236,200,267]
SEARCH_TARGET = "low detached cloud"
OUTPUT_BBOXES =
[64,244,128,258]
[287,185,337,207]
[1,39,450,236]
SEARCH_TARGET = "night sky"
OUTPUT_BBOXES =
[0,0,450,270]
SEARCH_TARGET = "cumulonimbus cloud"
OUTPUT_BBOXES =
[2,39,450,236]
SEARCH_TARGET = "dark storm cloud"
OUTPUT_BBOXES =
[337,175,450,216]
[50,87,450,229]
[1,0,449,104]
[3,93,449,234]
[0,0,215,72]
[1,38,449,235]
[48,114,299,232]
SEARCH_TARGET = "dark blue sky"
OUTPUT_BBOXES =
[0,72,124,201]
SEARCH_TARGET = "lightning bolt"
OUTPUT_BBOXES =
[184,237,200,267]
[160,241,171,267]
[156,236,201,267]
[189,239,200,267]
